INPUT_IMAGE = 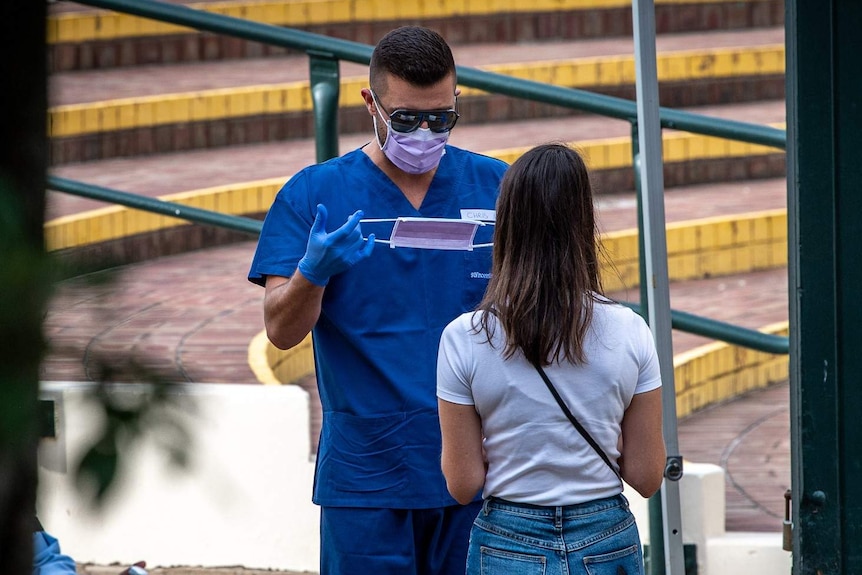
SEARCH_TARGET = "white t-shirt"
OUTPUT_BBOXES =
[436,300,662,506]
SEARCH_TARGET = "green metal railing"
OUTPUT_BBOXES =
[48,176,264,236]
[52,0,789,355]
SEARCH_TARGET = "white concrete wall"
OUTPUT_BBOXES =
[37,382,320,573]
[707,533,791,574]
[37,382,793,574]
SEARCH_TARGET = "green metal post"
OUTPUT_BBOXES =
[309,52,340,164]
[787,0,862,573]
[632,123,648,305]
[632,123,667,575]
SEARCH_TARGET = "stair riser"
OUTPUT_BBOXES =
[49,75,784,165]
[49,1,784,72]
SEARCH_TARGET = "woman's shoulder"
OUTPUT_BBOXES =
[593,296,650,330]
[442,310,501,348]
[446,310,489,332]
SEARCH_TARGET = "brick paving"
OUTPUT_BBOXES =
[678,380,790,532]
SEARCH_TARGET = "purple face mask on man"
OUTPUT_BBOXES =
[371,91,455,174]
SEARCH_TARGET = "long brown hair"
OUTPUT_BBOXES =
[475,143,604,367]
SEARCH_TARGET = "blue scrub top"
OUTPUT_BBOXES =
[249,145,507,507]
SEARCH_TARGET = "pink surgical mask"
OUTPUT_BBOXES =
[373,111,449,175]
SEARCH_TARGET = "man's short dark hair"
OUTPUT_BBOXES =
[369,26,456,94]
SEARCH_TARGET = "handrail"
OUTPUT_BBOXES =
[457,72,786,149]
[47,176,263,236]
[64,0,790,355]
[618,302,789,355]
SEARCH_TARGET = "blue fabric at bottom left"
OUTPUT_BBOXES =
[32,531,77,575]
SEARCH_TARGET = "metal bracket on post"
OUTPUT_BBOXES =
[783,489,793,552]
[665,455,683,481]
[308,50,340,164]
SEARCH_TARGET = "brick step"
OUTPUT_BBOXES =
[48,98,787,220]
[46,97,786,272]
[51,28,785,106]
[47,0,784,71]
[48,28,785,164]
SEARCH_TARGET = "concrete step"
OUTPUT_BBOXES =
[48,98,787,218]
[48,27,785,163]
[50,27,785,105]
[48,0,784,71]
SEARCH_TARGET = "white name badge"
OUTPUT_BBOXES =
[460,209,496,222]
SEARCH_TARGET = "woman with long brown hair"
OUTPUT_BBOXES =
[437,143,665,574]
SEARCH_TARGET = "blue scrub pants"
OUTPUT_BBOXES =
[320,502,483,575]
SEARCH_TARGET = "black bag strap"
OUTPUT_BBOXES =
[533,361,623,484]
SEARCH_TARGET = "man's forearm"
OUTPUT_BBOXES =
[264,273,324,349]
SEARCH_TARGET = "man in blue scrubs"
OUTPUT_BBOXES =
[248,25,507,575]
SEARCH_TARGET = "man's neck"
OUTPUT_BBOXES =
[364,145,436,210]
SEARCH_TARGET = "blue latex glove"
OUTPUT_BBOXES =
[297,204,375,286]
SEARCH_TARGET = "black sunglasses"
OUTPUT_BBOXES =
[372,92,460,134]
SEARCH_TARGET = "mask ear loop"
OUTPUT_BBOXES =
[370,91,392,150]
[468,212,494,248]
[359,217,396,245]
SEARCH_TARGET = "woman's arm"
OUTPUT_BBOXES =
[438,399,487,505]
[619,388,666,498]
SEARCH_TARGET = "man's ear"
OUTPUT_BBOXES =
[360,88,376,116]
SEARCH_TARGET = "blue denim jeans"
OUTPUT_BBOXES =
[467,495,644,575]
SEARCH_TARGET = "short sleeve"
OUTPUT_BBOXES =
[633,315,663,395]
[436,315,476,406]
[247,172,314,286]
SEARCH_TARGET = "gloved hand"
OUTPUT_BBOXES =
[297,204,375,286]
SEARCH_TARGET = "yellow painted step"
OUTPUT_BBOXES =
[48,44,785,138]
[48,0,776,43]
[44,118,786,253]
